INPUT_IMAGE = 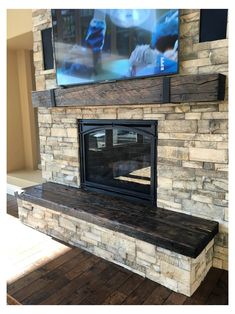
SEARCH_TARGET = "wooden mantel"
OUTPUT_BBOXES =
[32,73,226,108]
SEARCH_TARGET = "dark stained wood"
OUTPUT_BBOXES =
[102,291,127,305]
[183,267,224,305]
[31,73,226,108]
[32,89,54,108]
[17,182,218,258]
[39,256,101,305]
[7,194,18,218]
[7,294,21,305]
[8,246,82,295]
[8,195,228,306]
[206,271,228,305]
[122,278,158,305]
[12,249,84,303]
[79,269,131,305]
[163,291,187,305]
[63,263,121,305]
[118,272,145,296]
[143,284,172,305]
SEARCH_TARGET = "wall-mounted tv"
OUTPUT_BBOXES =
[51,9,179,86]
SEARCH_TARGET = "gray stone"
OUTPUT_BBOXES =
[203,162,215,170]
[182,199,224,220]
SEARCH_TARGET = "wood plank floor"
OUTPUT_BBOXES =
[6,194,228,305]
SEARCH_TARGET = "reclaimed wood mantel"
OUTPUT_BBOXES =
[32,73,226,108]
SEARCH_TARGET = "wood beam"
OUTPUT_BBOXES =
[32,73,226,108]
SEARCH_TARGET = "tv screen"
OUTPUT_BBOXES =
[51,9,179,86]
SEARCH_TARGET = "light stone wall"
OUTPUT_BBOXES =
[18,198,214,296]
[32,9,229,271]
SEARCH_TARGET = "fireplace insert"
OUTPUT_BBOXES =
[79,119,157,205]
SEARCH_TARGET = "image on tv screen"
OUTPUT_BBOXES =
[51,9,179,86]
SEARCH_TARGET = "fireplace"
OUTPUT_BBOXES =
[79,120,157,205]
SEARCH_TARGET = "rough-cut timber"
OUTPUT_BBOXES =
[32,73,226,108]
[16,182,218,258]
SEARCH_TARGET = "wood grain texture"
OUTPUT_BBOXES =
[31,73,226,108]
[16,182,218,258]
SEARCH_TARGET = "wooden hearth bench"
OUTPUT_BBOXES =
[16,182,218,297]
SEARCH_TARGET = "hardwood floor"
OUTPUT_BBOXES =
[7,194,19,218]
[6,194,228,305]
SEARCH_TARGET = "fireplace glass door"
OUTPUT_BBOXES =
[80,120,157,204]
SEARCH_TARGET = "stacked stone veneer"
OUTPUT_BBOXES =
[18,198,214,296]
[31,9,228,272]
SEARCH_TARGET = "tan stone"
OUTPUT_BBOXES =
[158,133,195,140]
[212,257,223,269]
[144,113,165,120]
[63,149,78,158]
[34,51,42,62]
[175,105,190,113]
[198,50,210,58]
[33,207,45,219]
[83,231,101,242]
[67,128,78,138]
[180,65,198,75]
[191,193,213,204]
[173,180,198,191]
[210,39,228,49]
[59,217,76,232]
[160,260,191,284]
[136,240,156,257]
[157,199,182,211]
[159,120,197,133]
[152,106,174,113]
[158,146,189,161]
[209,47,228,65]
[217,142,228,149]
[224,208,228,221]
[180,21,199,38]
[165,113,184,120]
[181,58,211,68]
[27,216,47,229]
[198,64,228,75]
[201,112,228,120]
[185,113,201,120]
[158,177,173,189]
[94,247,114,261]
[45,79,57,90]
[189,141,217,149]
[222,260,228,271]
[51,128,67,137]
[182,161,203,168]
[18,207,28,218]
[33,30,41,42]
[137,251,156,264]
[219,103,228,112]
[189,148,228,163]
[22,202,34,211]
[36,75,45,91]
[101,233,135,255]
[117,108,143,119]
[180,12,200,23]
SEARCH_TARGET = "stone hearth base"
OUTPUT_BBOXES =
[18,199,214,296]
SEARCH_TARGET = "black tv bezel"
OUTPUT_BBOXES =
[51,9,180,88]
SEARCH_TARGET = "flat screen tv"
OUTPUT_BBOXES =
[51,9,179,86]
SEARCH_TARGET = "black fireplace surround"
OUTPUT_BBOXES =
[79,120,157,205]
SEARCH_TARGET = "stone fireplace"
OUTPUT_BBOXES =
[16,9,228,297]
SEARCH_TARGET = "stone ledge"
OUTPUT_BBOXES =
[16,182,218,258]
[17,198,214,296]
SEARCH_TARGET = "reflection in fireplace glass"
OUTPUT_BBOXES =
[80,120,157,204]
[85,128,151,194]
